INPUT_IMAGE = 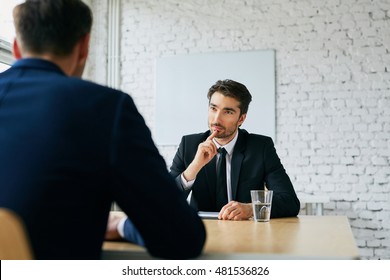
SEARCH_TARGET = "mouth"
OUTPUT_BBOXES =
[212,125,224,132]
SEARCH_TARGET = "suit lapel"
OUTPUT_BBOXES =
[231,130,246,200]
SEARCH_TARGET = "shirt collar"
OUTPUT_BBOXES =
[212,131,239,156]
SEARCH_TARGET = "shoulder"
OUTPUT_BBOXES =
[239,129,274,145]
[64,77,136,108]
[177,131,210,152]
[67,77,124,97]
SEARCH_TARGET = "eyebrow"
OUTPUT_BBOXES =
[209,103,238,113]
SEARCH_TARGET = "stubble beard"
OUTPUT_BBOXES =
[209,123,239,141]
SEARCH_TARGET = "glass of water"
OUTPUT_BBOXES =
[250,190,273,222]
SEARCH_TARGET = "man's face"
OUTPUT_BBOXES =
[208,91,246,143]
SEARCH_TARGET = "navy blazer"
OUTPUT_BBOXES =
[170,129,300,218]
[0,59,205,259]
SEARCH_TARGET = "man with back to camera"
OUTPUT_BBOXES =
[0,0,205,259]
[110,79,300,242]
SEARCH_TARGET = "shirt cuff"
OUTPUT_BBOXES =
[117,216,127,238]
[181,173,195,190]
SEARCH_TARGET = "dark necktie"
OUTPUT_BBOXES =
[216,147,228,210]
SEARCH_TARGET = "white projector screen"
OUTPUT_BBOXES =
[155,50,275,146]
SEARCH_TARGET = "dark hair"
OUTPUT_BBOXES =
[13,0,92,56]
[207,79,252,115]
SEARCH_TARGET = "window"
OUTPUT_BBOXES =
[0,39,13,72]
[0,0,24,72]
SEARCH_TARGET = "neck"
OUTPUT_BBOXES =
[22,52,78,77]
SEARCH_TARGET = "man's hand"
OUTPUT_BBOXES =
[218,201,253,221]
[183,130,218,181]
[105,211,126,240]
[194,129,219,165]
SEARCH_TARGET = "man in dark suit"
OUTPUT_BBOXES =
[115,79,300,241]
[0,0,205,259]
[170,79,300,220]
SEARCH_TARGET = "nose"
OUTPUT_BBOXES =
[212,110,222,123]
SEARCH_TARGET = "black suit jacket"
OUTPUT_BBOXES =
[0,59,205,259]
[170,129,300,218]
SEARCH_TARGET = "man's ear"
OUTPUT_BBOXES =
[238,113,247,127]
[77,33,90,64]
[13,38,22,59]
[71,34,90,77]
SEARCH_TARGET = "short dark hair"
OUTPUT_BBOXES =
[13,0,92,56]
[207,79,252,115]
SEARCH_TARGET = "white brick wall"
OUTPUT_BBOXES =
[86,0,390,260]
[84,0,108,84]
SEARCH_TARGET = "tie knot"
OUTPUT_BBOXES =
[218,147,227,156]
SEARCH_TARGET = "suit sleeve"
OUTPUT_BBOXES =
[110,94,205,259]
[263,138,300,218]
[169,136,192,196]
[122,218,145,246]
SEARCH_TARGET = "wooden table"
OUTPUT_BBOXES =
[102,216,359,260]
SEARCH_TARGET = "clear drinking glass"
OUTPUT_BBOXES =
[250,190,273,222]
